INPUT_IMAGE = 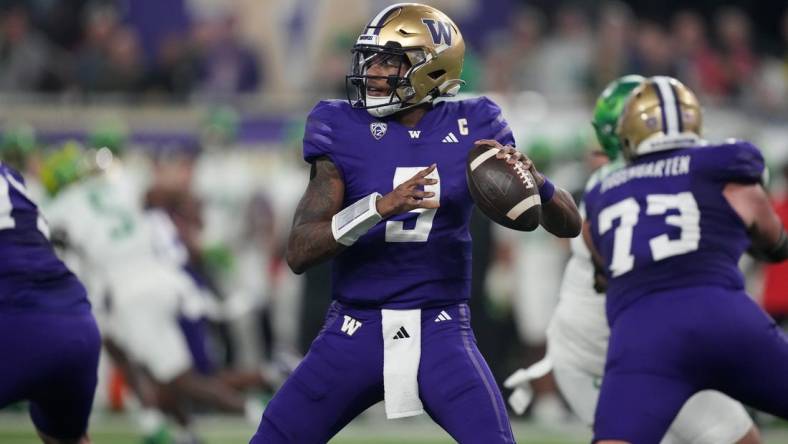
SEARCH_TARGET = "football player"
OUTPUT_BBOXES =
[0,157,101,443]
[582,76,788,444]
[506,75,760,443]
[41,144,265,442]
[250,4,581,443]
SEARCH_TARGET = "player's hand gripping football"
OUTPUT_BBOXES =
[376,164,440,218]
[475,139,546,187]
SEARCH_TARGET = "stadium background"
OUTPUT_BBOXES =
[1,0,788,442]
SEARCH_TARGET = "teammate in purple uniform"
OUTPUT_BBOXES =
[583,76,788,444]
[250,4,580,443]
[0,161,100,444]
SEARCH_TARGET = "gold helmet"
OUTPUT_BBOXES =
[616,76,703,162]
[346,3,465,117]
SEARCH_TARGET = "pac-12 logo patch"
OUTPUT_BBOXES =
[370,122,388,140]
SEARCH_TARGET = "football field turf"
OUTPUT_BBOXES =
[0,412,591,444]
[1,412,787,443]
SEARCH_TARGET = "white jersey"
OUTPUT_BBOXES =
[547,161,622,374]
[44,167,158,283]
[42,164,203,310]
[44,165,205,381]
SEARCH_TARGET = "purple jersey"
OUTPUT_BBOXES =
[303,98,514,308]
[584,141,764,322]
[0,163,88,312]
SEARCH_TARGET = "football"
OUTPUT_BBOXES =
[466,144,541,231]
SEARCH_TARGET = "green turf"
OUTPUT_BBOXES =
[0,412,588,444]
[1,412,786,444]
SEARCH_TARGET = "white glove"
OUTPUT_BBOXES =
[503,356,553,415]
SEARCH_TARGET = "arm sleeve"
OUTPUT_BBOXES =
[701,141,765,185]
[478,96,516,146]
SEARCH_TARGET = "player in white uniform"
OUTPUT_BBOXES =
[40,144,265,442]
[506,76,760,444]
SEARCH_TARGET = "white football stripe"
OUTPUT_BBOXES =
[654,76,679,135]
[368,3,403,31]
[469,148,499,171]
[506,195,541,220]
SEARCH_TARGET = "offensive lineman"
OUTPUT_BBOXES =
[250,3,581,443]
[506,75,759,444]
[41,144,263,442]
[583,76,788,444]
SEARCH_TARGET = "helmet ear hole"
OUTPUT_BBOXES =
[428,69,446,80]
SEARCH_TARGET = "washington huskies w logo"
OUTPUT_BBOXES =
[341,315,362,336]
[421,19,452,45]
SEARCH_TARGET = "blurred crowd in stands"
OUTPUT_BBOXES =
[0,0,786,114]
[0,0,261,99]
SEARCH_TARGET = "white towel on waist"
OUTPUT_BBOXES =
[382,308,424,419]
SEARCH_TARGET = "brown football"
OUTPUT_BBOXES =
[466,144,541,231]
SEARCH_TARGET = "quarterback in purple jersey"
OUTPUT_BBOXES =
[583,76,788,444]
[0,162,100,444]
[250,4,580,443]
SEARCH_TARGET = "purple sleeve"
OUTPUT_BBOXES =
[478,96,516,146]
[700,141,765,185]
[8,167,26,186]
[583,185,600,227]
[303,101,336,164]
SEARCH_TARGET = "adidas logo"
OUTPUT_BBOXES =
[392,326,411,340]
[442,132,459,143]
[434,310,452,322]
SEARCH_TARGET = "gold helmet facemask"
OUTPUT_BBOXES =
[617,76,703,162]
[346,3,465,118]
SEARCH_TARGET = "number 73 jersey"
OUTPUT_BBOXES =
[583,141,765,322]
[303,97,514,308]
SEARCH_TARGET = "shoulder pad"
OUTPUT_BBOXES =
[303,101,347,163]
[471,96,515,146]
[698,140,765,185]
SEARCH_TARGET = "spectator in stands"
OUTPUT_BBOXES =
[672,11,728,100]
[536,4,593,100]
[0,5,52,91]
[141,33,199,101]
[715,7,758,98]
[588,1,635,95]
[193,15,261,97]
[99,26,145,93]
[627,21,678,77]
[482,6,546,93]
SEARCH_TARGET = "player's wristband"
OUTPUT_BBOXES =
[764,230,788,262]
[331,193,383,246]
[539,177,555,204]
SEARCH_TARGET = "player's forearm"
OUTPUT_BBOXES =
[286,222,345,274]
[541,188,582,238]
[285,157,346,274]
